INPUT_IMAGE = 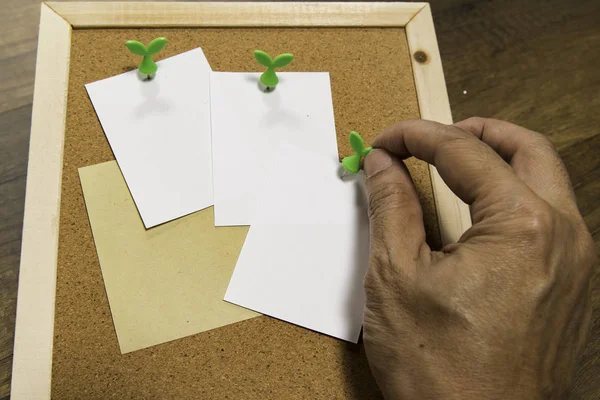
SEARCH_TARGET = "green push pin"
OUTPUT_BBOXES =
[341,131,372,175]
[126,37,167,80]
[254,50,294,91]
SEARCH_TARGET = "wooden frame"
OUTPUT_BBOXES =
[11,3,471,399]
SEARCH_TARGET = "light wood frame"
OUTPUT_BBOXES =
[11,3,471,399]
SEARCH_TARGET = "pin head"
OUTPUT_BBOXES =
[254,50,294,88]
[126,37,167,76]
[341,131,372,174]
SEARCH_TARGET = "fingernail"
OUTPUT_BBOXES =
[364,149,392,177]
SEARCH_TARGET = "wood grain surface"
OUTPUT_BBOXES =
[1,1,599,399]
[46,1,426,27]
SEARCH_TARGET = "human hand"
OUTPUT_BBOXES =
[361,118,595,399]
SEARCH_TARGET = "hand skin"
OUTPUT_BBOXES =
[361,118,596,400]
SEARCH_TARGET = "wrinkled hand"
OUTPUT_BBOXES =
[361,118,595,399]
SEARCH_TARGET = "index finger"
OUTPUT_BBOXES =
[372,119,532,214]
[454,117,576,212]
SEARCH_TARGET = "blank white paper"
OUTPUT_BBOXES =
[224,144,369,343]
[210,72,339,226]
[85,48,213,228]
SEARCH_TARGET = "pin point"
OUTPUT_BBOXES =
[340,131,372,178]
[126,37,167,80]
[254,50,294,92]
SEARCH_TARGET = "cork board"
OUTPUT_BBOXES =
[52,28,440,399]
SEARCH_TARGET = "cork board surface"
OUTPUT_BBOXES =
[52,28,440,399]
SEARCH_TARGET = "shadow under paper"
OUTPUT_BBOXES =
[341,174,383,399]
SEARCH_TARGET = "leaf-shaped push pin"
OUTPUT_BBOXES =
[126,37,167,79]
[342,131,372,174]
[254,50,294,91]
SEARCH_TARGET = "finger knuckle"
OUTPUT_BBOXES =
[369,241,395,269]
[363,269,380,297]
[462,116,485,126]
[533,132,555,149]
[576,227,597,278]
[515,202,556,245]
[365,246,398,289]
[368,182,413,222]
[435,128,480,157]
[525,133,558,159]
[364,246,415,296]
[435,123,471,142]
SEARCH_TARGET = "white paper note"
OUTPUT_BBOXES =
[210,72,339,226]
[85,48,213,228]
[224,144,369,342]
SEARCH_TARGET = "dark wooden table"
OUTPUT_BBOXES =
[1,1,598,398]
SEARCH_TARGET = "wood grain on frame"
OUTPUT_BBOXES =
[406,4,472,245]
[10,4,71,400]
[46,1,427,27]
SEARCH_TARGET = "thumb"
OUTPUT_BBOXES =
[364,149,428,259]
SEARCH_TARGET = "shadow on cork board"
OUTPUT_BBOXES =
[52,27,436,399]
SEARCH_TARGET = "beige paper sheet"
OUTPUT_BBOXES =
[78,161,259,353]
